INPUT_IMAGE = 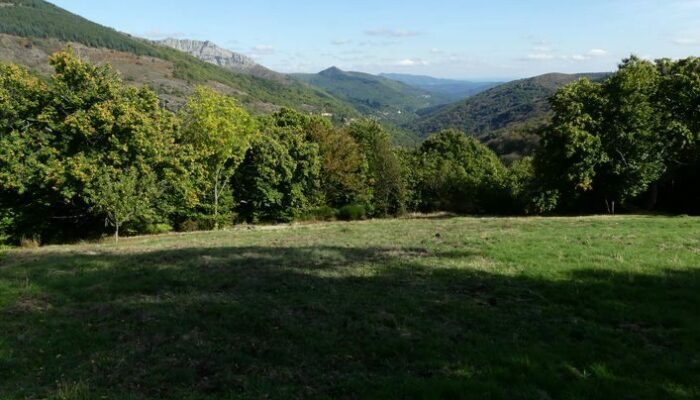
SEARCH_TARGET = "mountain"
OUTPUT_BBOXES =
[381,73,501,102]
[0,0,357,118]
[292,67,451,126]
[156,38,282,81]
[413,72,610,139]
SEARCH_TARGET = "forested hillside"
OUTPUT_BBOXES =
[413,73,609,138]
[293,67,449,125]
[0,0,358,118]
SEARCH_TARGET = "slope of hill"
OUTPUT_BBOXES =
[413,72,610,138]
[381,73,501,102]
[0,0,357,118]
[292,67,450,125]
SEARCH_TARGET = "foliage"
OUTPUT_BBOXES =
[178,86,255,228]
[85,167,161,243]
[234,121,322,223]
[272,108,370,208]
[347,119,407,216]
[0,49,176,242]
[415,130,507,213]
[0,1,360,120]
[301,206,338,222]
[414,72,610,142]
[337,204,367,221]
[535,56,691,213]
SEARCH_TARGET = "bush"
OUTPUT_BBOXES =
[301,206,338,222]
[143,223,173,235]
[338,205,367,221]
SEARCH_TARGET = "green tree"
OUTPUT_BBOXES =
[234,124,321,223]
[0,49,177,242]
[347,119,406,216]
[272,108,368,208]
[179,86,256,229]
[86,167,160,243]
[535,56,666,213]
[534,77,607,212]
[416,130,507,214]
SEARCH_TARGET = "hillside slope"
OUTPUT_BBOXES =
[293,67,450,125]
[381,73,501,102]
[413,72,609,139]
[0,0,357,118]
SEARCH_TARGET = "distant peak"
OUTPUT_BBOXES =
[319,66,344,76]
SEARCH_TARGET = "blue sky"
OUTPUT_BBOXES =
[52,0,700,79]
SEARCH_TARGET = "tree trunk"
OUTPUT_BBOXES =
[214,174,220,231]
[114,222,120,244]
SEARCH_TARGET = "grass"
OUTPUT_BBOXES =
[1,216,699,399]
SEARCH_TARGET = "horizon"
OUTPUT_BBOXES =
[50,0,700,80]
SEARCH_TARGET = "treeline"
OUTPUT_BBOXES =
[0,51,698,244]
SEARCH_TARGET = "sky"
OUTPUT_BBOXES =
[51,0,700,80]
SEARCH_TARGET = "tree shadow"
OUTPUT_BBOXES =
[0,245,699,399]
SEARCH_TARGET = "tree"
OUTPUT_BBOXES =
[596,56,664,212]
[0,49,177,242]
[416,130,507,214]
[535,56,666,213]
[179,86,256,229]
[234,123,322,223]
[272,108,368,208]
[347,120,406,216]
[534,78,608,212]
[86,167,160,243]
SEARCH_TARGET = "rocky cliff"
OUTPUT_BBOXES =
[157,38,280,79]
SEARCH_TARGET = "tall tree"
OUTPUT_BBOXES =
[179,86,256,229]
[272,108,368,208]
[536,56,667,213]
[234,123,322,223]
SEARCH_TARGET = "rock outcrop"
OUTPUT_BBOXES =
[157,38,280,79]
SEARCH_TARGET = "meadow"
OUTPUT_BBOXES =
[1,216,699,399]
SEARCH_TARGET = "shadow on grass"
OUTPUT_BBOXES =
[1,245,699,399]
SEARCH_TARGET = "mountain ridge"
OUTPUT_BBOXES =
[381,73,502,102]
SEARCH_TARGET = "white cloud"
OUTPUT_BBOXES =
[587,49,608,56]
[331,39,353,46]
[522,47,609,62]
[365,28,422,38]
[397,58,429,66]
[674,37,700,45]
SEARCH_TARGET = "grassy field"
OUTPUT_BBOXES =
[1,216,699,399]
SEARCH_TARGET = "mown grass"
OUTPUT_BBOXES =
[1,216,699,399]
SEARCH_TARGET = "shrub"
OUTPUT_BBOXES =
[338,205,367,221]
[301,206,338,222]
[143,223,173,235]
